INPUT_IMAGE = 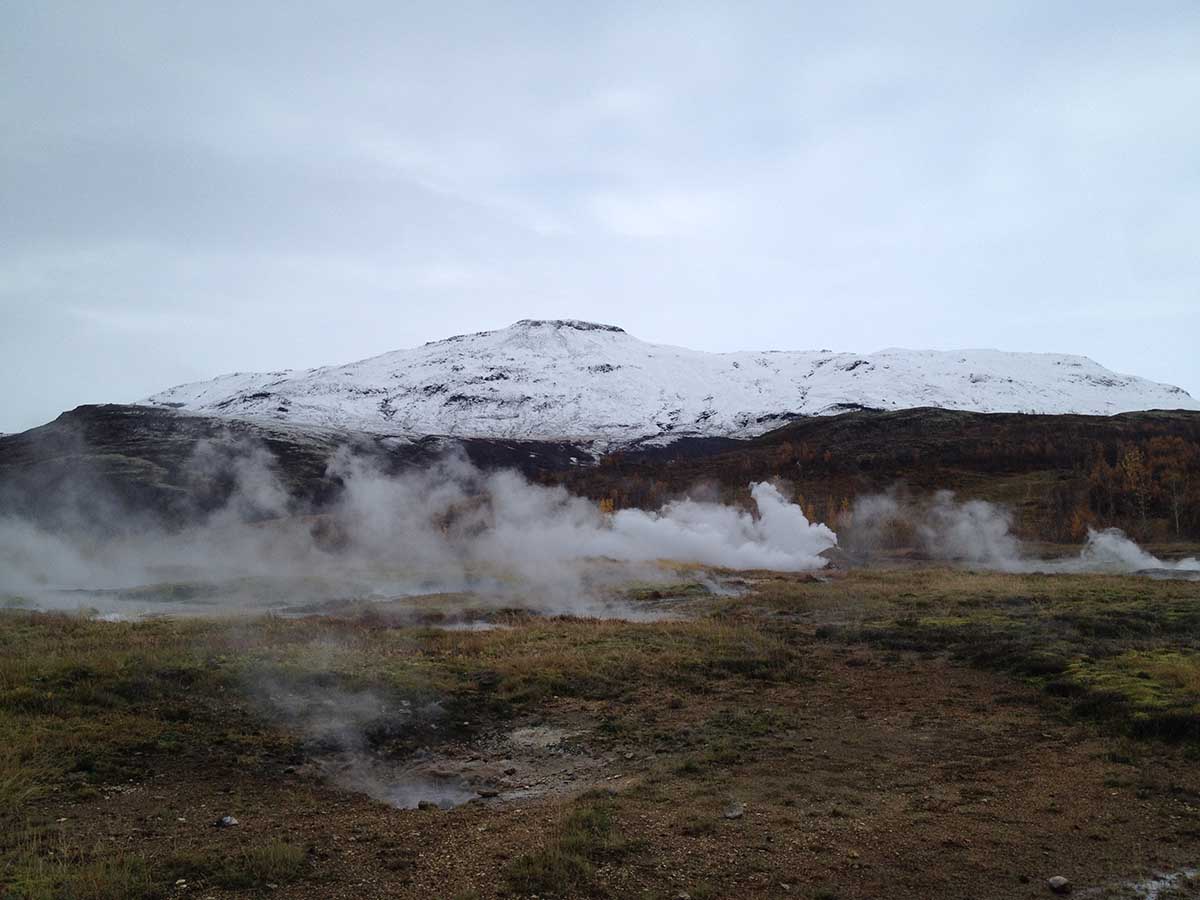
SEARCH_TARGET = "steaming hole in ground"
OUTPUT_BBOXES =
[158,571,743,811]
[327,722,615,810]
[274,671,619,811]
[1,558,741,806]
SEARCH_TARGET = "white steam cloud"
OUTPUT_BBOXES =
[846,489,1199,574]
[0,443,836,618]
[1079,527,1200,574]
[4,433,1193,625]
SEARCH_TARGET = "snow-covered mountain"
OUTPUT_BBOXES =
[144,319,1199,444]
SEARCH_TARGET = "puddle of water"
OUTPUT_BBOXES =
[1129,868,1199,900]
[584,602,684,623]
[431,620,508,632]
[1079,867,1200,900]
[696,574,750,596]
[1139,568,1200,582]
[319,754,485,811]
[18,563,738,626]
[380,774,479,810]
[94,611,132,622]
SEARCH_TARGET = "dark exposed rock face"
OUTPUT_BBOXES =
[0,405,591,534]
[0,405,344,528]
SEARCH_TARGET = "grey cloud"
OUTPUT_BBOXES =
[1,1,1197,432]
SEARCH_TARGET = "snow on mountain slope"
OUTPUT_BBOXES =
[144,319,1199,444]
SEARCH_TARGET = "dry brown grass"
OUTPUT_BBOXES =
[4,566,1200,897]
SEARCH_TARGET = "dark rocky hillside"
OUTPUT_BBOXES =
[0,405,589,533]
[2,404,1198,543]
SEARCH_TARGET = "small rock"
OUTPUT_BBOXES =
[416,800,438,811]
[624,752,635,760]
[1047,875,1072,894]
[213,815,238,828]
[504,767,517,776]
[723,802,745,820]
[477,788,500,798]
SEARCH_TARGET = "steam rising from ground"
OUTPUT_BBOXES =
[3,439,1195,812]
[3,433,1195,623]
[848,491,1021,567]
[1080,527,1200,574]
[845,489,1199,574]
[331,451,835,578]
[257,675,477,809]
[0,442,836,617]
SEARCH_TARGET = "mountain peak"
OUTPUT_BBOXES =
[511,319,625,334]
[144,326,1199,444]
[427,319,628,348]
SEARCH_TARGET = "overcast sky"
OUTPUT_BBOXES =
[2,1,1198,433]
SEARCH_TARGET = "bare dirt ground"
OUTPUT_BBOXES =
[24,649,1200,899]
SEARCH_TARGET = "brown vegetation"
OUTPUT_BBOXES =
[553,408,1200,543]
[4,567,1200,898]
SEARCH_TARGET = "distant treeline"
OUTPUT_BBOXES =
[551,408,1200,544]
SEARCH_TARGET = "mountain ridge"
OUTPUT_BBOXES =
[144,319,1199,444]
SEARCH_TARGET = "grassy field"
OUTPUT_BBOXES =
[3,568,1200,898]
[745,569,1200,740]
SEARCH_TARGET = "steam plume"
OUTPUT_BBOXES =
[845,489,1199,574]
[0,441,836,617]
